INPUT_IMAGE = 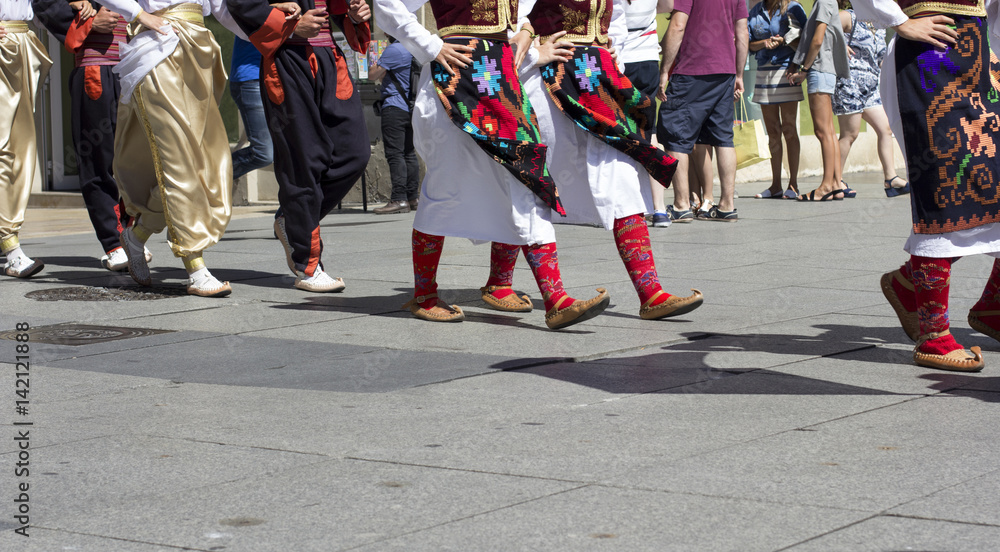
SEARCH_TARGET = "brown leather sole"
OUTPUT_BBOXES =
[480,285,533,312]
[545,288,610,330]
[968,310,1000,344]
[880,270,919,342]
[187,281,232,298]
[913,346,984,372]
[640,289,703,320]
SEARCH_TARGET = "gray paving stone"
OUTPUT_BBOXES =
[609,391,1000,511]
[0,434,322,519]
[42,458,579,552]
[786,515,1000,551]
[0,528,181,552]
[889,468,1000,526]
[351,485,869,552]
[44,334,538,392]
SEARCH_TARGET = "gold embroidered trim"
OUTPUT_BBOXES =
[438,0,514,38]
[901,0,986,17]
[539,0,609,45]
[133,85,180,249]
[1,234,19,254]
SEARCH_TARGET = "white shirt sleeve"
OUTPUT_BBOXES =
[517,0,536,34]
[849,0,908,29]
[988,0,1000,57]
[209,0,248,40]
[374,0,441,66]
[610,0,628,70]
[98,0,144,22]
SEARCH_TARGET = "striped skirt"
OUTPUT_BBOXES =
[752,62,803,105]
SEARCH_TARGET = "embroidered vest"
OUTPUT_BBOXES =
[528,0,612,45]
[430,0,517,37]
[75,16,127,67]
[895,0,986,17]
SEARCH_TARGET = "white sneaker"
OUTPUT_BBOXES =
[273,216,296,275]
[144,246,153,263]
[294,270,345,293]
[120,227,151,286]
[101,247,129,272]
[4,254,44,278]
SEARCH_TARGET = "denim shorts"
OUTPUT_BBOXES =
[807,70,837,95]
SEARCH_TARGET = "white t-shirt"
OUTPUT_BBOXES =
[621,0,660,64]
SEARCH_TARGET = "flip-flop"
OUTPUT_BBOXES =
[754,189,783,199]
[797,189,844,202]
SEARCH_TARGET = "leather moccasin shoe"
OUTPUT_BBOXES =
[913,331,985,372]
[403,293,464,322]
[640,289,703,320]
[120,228,151,286]
[880,269,919,342]
[968,310,1000,344]
[374,200,411,215]
[4,256,44,279]
[480,285,533,312]
[545,288,610,330]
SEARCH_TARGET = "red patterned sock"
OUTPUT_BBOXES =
[522,243,575,312]
[486,242,519,300]
[412,229,444,309]
[613,214,670,306]
[912,255,962,355]
[892,260,917,312]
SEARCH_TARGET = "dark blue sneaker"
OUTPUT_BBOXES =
[650,212,671,227]
[666,205,695,223]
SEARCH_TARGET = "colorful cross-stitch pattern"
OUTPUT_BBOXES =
[896,16,1000,234]
[431,37,565,215]
[540,46,678,188]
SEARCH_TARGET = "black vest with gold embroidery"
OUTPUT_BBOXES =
[431,0,518,37]
[528,0,612,45]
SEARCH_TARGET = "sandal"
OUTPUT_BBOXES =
[783,188,799,200]
[841,180,857,198]
[402,293,465,322]
[754,189,783,199]
[546,288,610,330]
[884,176,911,197]
[913,330,984,372]
[480,285,533,312]
[797,189,844,202]
[639,289,704,320]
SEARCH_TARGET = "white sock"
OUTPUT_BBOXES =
[6,247,24,263]
[300,268,327,282]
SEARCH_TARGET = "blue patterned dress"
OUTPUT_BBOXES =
[833,9,887,116]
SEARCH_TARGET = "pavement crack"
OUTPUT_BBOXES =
[29,526,213,551]
[338,484,592,551]
[343,456,589,484]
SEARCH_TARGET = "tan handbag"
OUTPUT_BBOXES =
[734,96,771,170]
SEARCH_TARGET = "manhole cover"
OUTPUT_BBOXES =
[25,286,187,302]
[0,323,174,346]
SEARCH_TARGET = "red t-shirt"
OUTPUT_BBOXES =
[671,0,749,76]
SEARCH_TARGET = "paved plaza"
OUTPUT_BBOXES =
[1,173,999,551]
